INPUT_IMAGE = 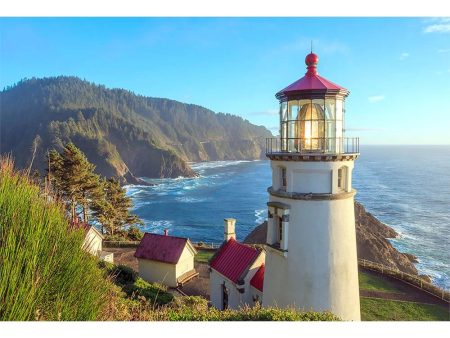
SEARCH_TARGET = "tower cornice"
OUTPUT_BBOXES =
[268,186,357,201]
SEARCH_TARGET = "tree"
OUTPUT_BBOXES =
[47,143,102,223]
[92,177,142,235]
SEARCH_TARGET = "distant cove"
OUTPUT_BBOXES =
[126,145,450,290]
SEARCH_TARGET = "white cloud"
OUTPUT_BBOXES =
[424,18,450,33]
[399,52,410,60]
[368,95,385,103]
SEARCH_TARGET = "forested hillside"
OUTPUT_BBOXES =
[0,77,271,183]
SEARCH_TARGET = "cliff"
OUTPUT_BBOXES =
[244,201,420,276]
[0,77,272,184]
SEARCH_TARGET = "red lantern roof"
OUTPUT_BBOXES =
[210,238,260,284]
[250,264,265,292]
[276,52,348,100]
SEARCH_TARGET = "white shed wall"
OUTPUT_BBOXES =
[83,228,102,256]
[175,245,195,277]
[137,259,177,287]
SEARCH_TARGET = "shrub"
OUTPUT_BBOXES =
[165,297,338,321]
[123,278,174,307]
[104,226,144,242]
[126,226,144,241]
[0,157,108,320]
[112,265,138,285]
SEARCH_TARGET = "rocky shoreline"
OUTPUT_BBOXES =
[244,201,431,282]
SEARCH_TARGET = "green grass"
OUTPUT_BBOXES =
[0,157,108,320]
[359,270,403,293]
[361,297,449,321]
[195,249,215,263]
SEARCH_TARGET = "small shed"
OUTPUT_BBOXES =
[71,220,113,263]
[82,225,104,256]
[134,232,198,288]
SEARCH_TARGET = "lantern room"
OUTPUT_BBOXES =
[267,52,358,155]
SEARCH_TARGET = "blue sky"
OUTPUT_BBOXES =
[1,17,449,144]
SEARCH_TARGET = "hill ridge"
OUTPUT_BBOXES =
[0,76,272,184]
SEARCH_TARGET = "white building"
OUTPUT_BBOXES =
[135,232,198,288]
[71,220,114,263]
[209,218,265,310]
[262,52,361,320]
[82,225,104,256]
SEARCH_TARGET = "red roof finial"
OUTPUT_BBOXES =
[305,52,319,76]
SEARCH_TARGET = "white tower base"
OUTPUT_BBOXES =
[262,158,361,321]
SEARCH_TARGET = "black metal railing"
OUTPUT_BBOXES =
[266,137,359,155]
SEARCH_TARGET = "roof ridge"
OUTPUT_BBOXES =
[143,232,188,241]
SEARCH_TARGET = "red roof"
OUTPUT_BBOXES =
[250,264,265,292]
[134,233,190,264]
[210,238,260,284]
[276,52,347,99]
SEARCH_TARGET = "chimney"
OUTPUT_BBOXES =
[224,218,236,241]
[164,229,169,236]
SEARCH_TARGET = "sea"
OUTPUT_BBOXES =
[125,145,450,290]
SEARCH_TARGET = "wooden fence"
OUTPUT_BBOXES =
[359,258,449,303]
[103,240,140,248]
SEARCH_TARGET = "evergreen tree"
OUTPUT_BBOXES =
[47,143,102,223]
[92,177,142,235]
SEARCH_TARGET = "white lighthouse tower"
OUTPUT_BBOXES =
[262,52,361,320]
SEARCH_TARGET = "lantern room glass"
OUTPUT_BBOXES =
[279,97,345,153]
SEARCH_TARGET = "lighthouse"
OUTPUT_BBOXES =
[262,52,361,320]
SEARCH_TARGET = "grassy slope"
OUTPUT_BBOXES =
[361,298,449,321]
[359,270,403,293]
[359,271,449,321]
[0,158,108,320]
[194,250,215,264]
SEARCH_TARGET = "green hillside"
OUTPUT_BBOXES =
[0,77,271,183]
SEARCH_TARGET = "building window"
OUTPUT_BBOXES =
[280,167,287,190]
[277,216,282,244]
[222,283,228,310]
[338,167,347,191]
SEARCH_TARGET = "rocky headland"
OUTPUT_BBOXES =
[245,201,427,279]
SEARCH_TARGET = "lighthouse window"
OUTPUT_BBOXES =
[280,167,287,190]
[338,167,347,191]
[278,217,283,242]
[276,216,283,244]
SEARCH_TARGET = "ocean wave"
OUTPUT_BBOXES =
[191,160,252,171]
[255,209,267,225]
[140,220,174,234]
[175,196,208,203]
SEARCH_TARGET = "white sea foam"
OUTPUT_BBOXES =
[191,160,251,171]
[255,209,267,225]
[141,220,174,234]
[175,196,208,203]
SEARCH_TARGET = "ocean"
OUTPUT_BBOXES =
[125,145,450,290]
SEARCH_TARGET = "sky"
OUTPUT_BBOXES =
[1,17,450,145]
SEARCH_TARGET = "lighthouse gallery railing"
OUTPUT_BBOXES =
[266,137,359,155]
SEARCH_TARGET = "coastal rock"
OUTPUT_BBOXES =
[244,201,419,276]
